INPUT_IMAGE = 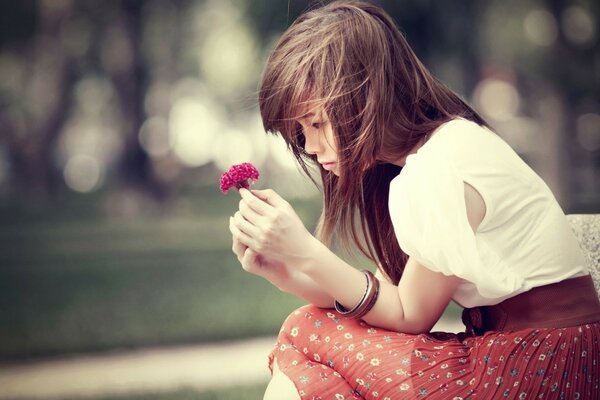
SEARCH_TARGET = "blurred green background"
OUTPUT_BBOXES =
[0,0,598,398]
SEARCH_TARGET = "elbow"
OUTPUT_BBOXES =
[395,323,426,335]
[389,302,430,334]
[402,325,431,335]
[393,316,433,335]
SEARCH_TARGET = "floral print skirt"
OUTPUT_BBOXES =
[268,305,600,399]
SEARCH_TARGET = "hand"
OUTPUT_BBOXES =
[231,188,320,269]
[229,229,291,287]
[230,223,335,307]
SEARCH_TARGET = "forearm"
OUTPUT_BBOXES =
[275,269,335,308]
[296,240,412,333]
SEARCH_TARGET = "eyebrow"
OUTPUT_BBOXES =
[298,112,316,120]
[300,112,329,123]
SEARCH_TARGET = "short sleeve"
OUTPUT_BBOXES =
[388,149,525,300]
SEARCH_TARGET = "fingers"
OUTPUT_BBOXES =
[231,234,247,259]
[249,188,287,208]
[234,238,258,274]
[239,188,279,216]
[229,216,255,249]
[231,226,258,274]
[241,248,260,270]
[233,210,260,238]
[238,198,262,224]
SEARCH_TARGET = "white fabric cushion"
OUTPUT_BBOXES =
[567,214,600,298]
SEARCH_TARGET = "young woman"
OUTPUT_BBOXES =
[229,1,600,398]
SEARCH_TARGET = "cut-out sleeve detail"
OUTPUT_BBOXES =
[389,150,525,300]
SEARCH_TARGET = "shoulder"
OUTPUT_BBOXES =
[389,119,469,186]
[426,118,492,155]
[391,118,496,188]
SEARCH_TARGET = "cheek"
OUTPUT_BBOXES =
[324,127,338,153]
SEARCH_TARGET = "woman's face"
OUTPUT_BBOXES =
[295,104,340,176]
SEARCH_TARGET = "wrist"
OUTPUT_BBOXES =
[292,236,328,274]
[260,259,293,292]
[270,268,294,292]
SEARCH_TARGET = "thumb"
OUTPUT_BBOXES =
[244,247,260,263]
[241,248,259,272]
[251,189,286,207]
[245,247,258,259]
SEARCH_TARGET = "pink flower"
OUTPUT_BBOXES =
[219,162,260,194]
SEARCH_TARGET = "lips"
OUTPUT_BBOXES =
[320,162,336,171]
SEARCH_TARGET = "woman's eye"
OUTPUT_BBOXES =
[311,122,322,129]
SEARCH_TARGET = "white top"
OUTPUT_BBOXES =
[388,118,589,308]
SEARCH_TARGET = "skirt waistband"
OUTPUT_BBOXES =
[462,274,600,336]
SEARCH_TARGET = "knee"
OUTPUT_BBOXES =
[279,304,330,333]
[263,369,301,400]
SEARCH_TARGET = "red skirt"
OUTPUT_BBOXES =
[268,305,600,399]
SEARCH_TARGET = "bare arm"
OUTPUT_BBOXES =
[276,268,335,308]
[296,242,461,333]
[297,181,485,333]
[233,182,485,333]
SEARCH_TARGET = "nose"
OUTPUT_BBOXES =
[303,131,322,155]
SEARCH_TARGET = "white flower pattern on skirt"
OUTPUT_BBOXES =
[268,304,600,399]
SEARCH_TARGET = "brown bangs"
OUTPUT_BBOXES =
[260,54,312,162]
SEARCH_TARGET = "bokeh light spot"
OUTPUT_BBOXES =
[139,116,171,157]
[473,78,520,120]
[212,129,255,172]
[562,6,596,46]
[169,97,221,167]
[64,155,103,193]
[524,9,558,47]
[267,134,300,171]
[199,23,259,96]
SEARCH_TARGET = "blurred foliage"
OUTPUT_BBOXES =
[0,0,598,208]
[0,185,322,360]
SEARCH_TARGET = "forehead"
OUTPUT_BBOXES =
[294,100,326,121]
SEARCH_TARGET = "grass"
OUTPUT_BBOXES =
[0,185,317,360]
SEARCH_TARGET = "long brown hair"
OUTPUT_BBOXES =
[259,1,487,284]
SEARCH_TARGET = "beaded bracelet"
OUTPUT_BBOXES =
[334,270,380,319]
